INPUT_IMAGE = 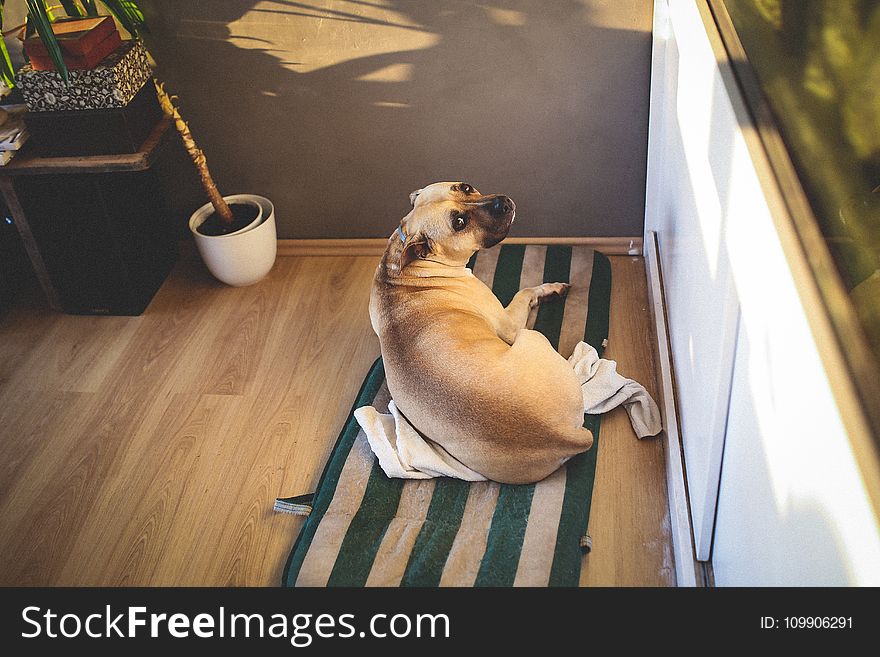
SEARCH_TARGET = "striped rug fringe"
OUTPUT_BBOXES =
[274,494,314,517]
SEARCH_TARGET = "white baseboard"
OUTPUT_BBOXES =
[644,230,700,587]
[276,237,644,257]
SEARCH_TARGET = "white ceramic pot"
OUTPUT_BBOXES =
[189,194,277,286]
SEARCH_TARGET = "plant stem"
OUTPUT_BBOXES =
[154,80,234,224]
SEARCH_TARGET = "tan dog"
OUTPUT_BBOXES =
[369,182,593,484]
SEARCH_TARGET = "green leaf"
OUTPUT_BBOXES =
[0,3,13,88]
[58,1,85,17]
[0,31,15,89]
[0,0,15,89]
[0,2,8,77]
[99,0,145,36]
[26,0,70,84]
[82,0,98,16]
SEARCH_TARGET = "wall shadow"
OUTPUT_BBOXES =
[140,1,653,238]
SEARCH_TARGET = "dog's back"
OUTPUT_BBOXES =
[371,267,592,484]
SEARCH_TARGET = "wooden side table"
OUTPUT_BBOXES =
[0,116,178,314]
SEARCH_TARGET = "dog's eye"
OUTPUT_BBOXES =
[452,213,468,231]
[459,183,474,195]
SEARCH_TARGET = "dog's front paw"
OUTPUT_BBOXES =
[536,282,571,304]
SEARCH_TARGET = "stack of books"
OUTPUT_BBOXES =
[13,16,157,158]
[0,108,29,166]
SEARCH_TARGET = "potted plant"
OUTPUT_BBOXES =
[155,82,277,287]
[0,0,277,287]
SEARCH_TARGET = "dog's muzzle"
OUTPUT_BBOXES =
[489,195,514,218]
[481,195,516,248]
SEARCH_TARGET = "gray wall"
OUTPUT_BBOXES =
[140,0,653,238]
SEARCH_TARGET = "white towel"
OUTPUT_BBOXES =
[354,401,488,481]
[567,341,662,439]
[356,341,662,480]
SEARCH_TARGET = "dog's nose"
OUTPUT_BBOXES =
[490,195,514,217]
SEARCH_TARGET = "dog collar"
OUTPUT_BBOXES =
[395,226,406,243]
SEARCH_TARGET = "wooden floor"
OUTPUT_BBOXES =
[0,248,673,586]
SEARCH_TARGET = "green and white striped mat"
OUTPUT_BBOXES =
[280,244,611,587]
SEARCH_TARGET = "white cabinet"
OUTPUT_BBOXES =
[714,317,880,585]
[714,160,880,583]
[646,0,880,584]
[645,0,740,560]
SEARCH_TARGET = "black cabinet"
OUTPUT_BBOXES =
[0,117,177,315]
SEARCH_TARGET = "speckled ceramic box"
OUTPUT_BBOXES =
[15,40,152,112]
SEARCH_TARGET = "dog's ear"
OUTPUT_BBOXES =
[409,189,422,206]
[399,234,430,271]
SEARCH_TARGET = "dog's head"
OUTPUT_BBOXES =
[392,181,515,273]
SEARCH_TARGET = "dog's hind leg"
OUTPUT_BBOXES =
[497,283,571,343]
